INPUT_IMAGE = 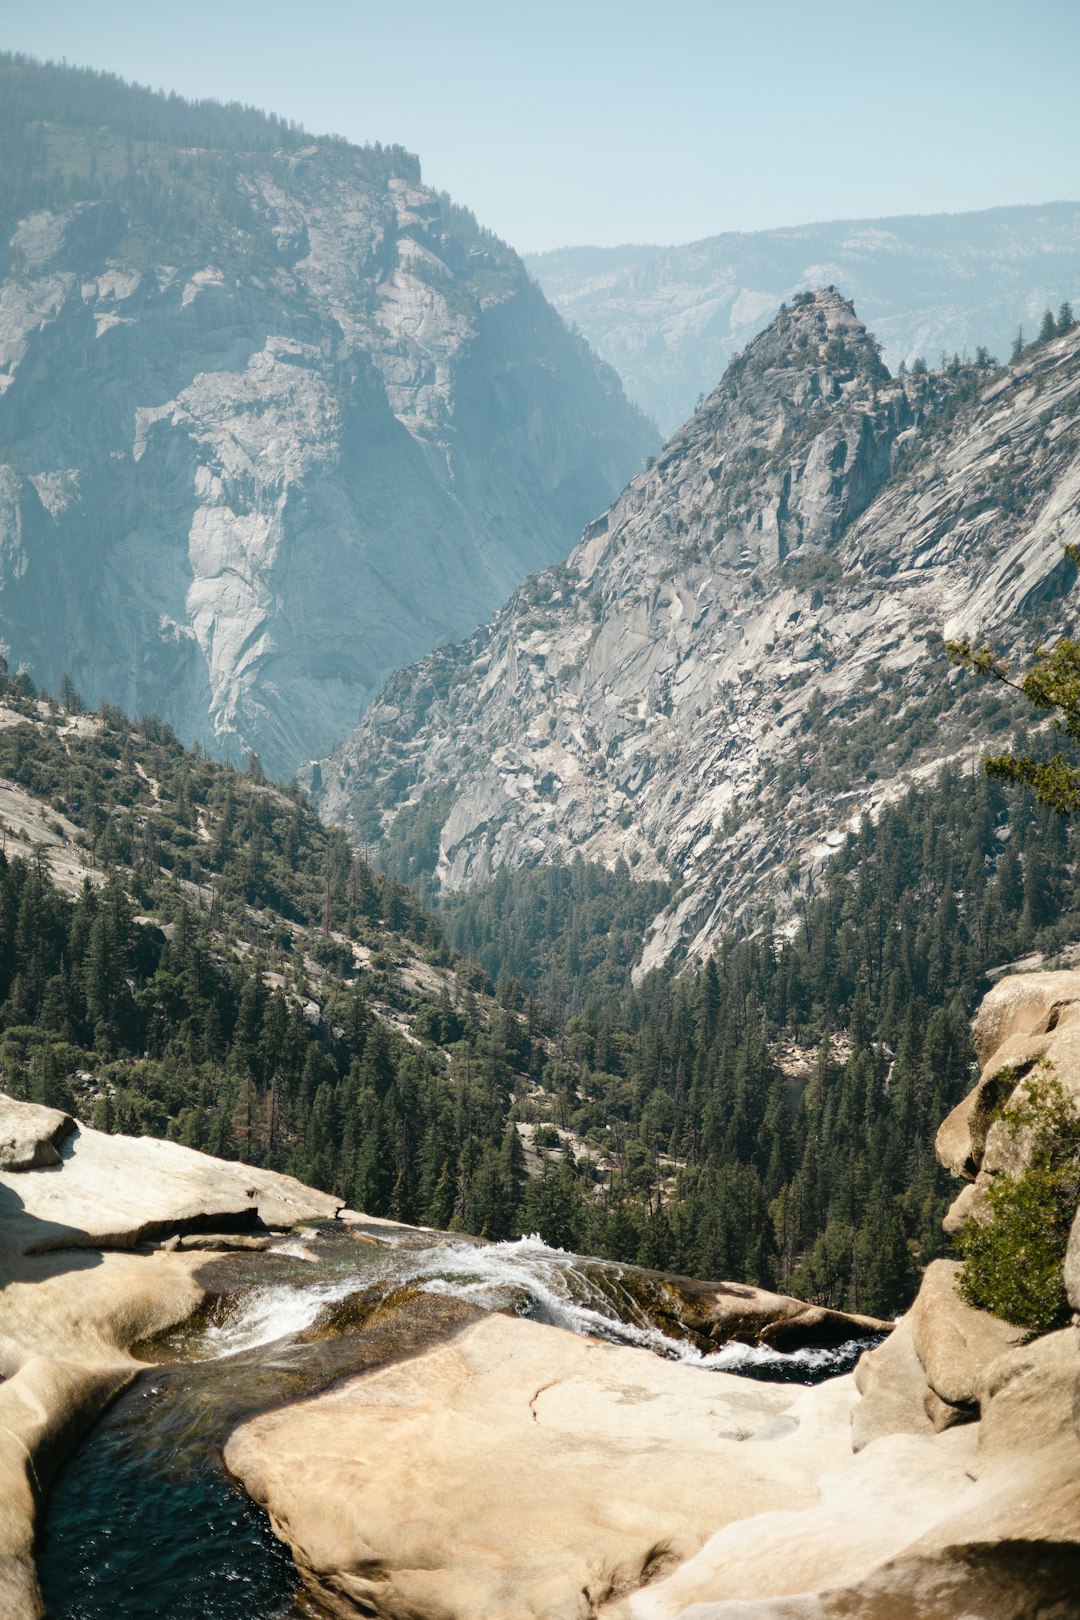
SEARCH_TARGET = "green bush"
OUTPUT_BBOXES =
[957,1071,1080,1330]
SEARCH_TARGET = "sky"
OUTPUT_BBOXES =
[3,0,1079,254]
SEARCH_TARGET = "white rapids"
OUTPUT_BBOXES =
[408,1235,868,1375]
[191,1232,876,1378]
[198,1276,364,1358]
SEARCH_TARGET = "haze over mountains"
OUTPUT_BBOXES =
[314,290,1080,971]
[527,202,1080,433]
[0,55,654,780]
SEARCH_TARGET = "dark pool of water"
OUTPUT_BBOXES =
[38,1367,306,1620]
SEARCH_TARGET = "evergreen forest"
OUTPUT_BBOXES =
[1,665,1077,1320]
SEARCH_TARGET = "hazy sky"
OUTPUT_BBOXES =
[4,0,1079,253]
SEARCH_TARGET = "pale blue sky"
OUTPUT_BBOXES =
[3,0,1078,253]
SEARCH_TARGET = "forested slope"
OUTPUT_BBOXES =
[3,660,1080,1316]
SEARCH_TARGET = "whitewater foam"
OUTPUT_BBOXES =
[189,1232,877,1379]
[198,1277,364,1358]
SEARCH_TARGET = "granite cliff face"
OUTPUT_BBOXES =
[315,290,1080,971]
[527,201,1080,433]
[0,58,655,780]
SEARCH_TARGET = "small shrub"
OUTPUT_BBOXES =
[957,1071,1080,1330]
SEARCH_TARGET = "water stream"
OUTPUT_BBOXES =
[39,1225,880,1618]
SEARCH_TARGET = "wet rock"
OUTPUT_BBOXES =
[174,1233,275,1252]
[616,1265,889,1353]
[0,1116,341,1617]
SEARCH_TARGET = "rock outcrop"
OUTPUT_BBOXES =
[0,56,655,780]
[937,968,1080,1228]
[526,202,1080,434]
[225,1312,856,1620]
[224,966,1080,1620]
[0,1096,73,1171]
[315,292,1080,971]
[0,1096,342,1617]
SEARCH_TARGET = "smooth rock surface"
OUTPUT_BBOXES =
[976,1327,1080,1456]
[617,1427,980,1618]
[850,1317,934,1452]
[668,1541,1080,1619]
[0,1113,341,1255]
[0,1096,74,1171]
[970,969,1080,1066]
[225,1311,852,1620]
[909,1260,1028,1408]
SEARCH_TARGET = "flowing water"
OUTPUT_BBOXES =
[39,1224,881,1618]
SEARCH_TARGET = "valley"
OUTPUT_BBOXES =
[0,36,1078,1620]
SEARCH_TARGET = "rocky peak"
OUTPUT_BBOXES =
[314,303,1080,974]
[629,287,907,585]
[526,202,1080,434]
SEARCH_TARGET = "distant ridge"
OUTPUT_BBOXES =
[526,200,1080,431]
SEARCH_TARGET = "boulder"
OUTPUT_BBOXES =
[936,969,1080,1234]
[0,1096,74,1172]
[976,1327,1080,1457]
[909,1260,1029,1409]
[940,1181,979,1235]
[970,970,1080,1066]
[1065,1204,1080,1314]
[0,1110,341,1256]
[850,1318,934,1452]
[921,1387,971,1433]
[617,1268,889,1353]
[934,1036,1045,1181]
